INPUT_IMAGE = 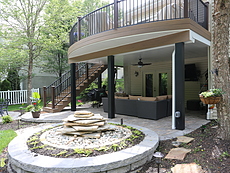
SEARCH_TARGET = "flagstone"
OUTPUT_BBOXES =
[165,147,191,160]
[171,163,204,173]
[177,136,194,143]
[74,113,94,118]
[60,111,113,138]
[72,125,99,131]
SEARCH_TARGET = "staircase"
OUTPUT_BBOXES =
[43,63,107,113]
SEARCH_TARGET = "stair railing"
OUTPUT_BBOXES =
[43,63,106,109]
[43,63,87,108]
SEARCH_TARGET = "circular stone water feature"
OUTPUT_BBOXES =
[8,123,159,173]
[40,125,132,149]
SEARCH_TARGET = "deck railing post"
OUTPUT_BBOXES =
[184,0,188,18]
[43,86,47,107]
[197,0,199,22]
[76,63,79,79]
[71,63,76,111]
[51,86,55,109]
[114,0,118,29]
[204,2,209,30]
[108,55,115,119]
[77,17,81,41]
[86,63,89,79]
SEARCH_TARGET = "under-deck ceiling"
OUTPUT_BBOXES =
[85,39,208,67]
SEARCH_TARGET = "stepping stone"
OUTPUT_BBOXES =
[165,147,191,160]
[177,136,194,144]
[171,163,204,173]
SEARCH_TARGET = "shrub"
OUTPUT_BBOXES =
[7,69,20,90]
[0,79,12,91]
[1,115,13,124]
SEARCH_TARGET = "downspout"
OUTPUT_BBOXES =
[172,50,176,129]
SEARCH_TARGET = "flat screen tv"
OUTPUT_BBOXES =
[185,64,198,81]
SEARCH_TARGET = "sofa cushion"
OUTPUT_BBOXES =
[167,95,172,99]
[129,95,142,100]
[115,96,129,99]
[156,95,168,101]
[140,97,157,101]
[115,93,127,97]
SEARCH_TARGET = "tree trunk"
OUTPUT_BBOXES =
[27,45,34,105]
[212,0,230,140]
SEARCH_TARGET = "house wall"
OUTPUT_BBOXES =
[20,69,57,90]
[124,56,208,107]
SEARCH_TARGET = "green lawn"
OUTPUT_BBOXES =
[7,104,27,111]
[8,102,44,111]
[0,130,17,154]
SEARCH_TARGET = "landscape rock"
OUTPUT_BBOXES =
[176,136,194,144]
[171,163,204,173]
[60,111,113,138]
[165,148,191,160]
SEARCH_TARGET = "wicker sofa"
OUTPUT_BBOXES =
[102,95,172,120]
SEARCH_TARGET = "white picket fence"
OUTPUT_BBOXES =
[0,88,40,105]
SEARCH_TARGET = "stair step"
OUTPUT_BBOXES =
[43,107,59,113]
[44,63,107,113]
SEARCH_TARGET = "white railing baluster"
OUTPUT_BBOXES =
[0,88,40,105]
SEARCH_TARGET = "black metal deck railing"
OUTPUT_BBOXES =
[70,0,208,45]
[43,63,88,108]
[43,63,106,109]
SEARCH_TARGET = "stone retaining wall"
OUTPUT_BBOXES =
[8,123,159,173]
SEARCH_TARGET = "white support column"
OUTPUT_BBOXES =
[172,50,176,129]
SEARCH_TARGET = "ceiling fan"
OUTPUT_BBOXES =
[132,58,152,68]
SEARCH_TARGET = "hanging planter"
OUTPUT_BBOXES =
[199,89,223,104]
[199,95,221,104]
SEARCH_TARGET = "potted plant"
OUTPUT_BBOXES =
[199,88,223,104]
[26,92,42,118]
[77,99,84,106]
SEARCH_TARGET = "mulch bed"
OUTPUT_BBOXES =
[27,124,145,158]
[139,120,230,173]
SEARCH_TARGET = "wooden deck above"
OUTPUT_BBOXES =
[68,18,211,64]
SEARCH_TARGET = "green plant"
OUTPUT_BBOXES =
[200,88,223,98]
[76,99,84,106]
[94,146,109,152]
[55,150,68,156]
[30,145,46,150]
[29,141,39,147]
[0,79,11,91]
[133,130,142,135]
[115,78,124,92]
[73,148,92,157]
[193,159,200,165]
[0,158,6,168]
[111,144,119,151]
[7,68,20,90]
[27,136,39,143]
[221,151,230,157]
[26,92,42,112]
[1,115,13,124]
